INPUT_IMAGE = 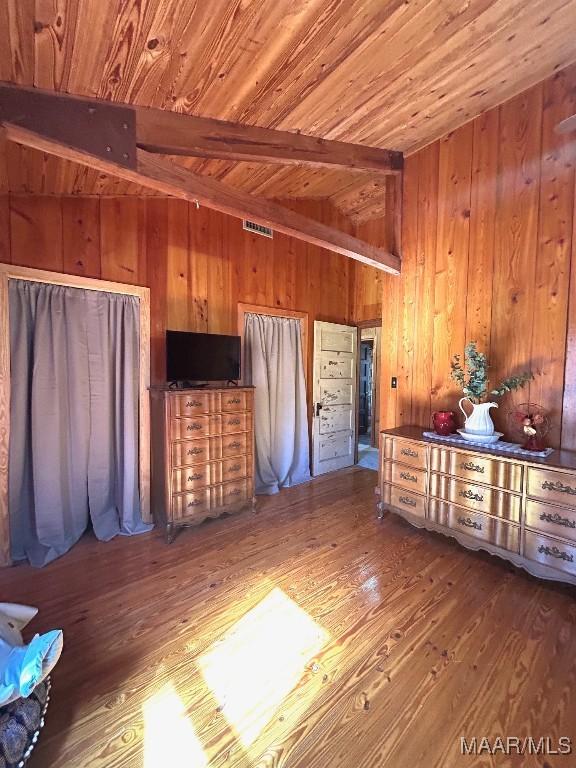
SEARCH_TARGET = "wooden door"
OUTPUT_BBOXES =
[312,321,358,475]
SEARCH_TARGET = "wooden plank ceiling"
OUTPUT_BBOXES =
[1,0,576,222]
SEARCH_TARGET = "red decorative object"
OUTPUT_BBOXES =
[432,410,456,436]
[507,403,551,451]
[523,433,546,452]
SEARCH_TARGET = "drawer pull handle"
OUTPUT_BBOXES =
[461,461,484,474]
[228,441,241,450]
[187,473,203,482]
[537,544,574,563]
[398,495,417,508]
[539,512,576,530]
[459,489,484,502]
[185,400,202,408]
[541,480,576,497]
[227,398,241,405]
[227,488,242,497]
[457,516,482,531]
[400,471,418,483]
[228,418,241,426]
[187,423,202,431]
[187,447,203,456]
[227,463,242,473]
[187,499,202,507]
[400,447,418,458]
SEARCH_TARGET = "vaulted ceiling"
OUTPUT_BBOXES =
[2,0,576,222]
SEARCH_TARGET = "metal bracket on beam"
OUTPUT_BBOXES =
[0,84,137,169]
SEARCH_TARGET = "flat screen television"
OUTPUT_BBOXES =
[166,330,241,382]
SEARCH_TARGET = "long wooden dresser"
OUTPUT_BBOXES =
[150,386,255,542]
[379,426,576,585]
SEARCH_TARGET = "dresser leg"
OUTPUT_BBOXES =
[166,523,174,544]
[377,502,385,520]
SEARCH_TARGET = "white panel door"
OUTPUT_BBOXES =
[312,320,358,476]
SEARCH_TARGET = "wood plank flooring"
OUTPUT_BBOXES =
[2,467,576,768]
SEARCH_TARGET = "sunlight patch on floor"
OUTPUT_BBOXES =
[143,682,207,768]
[199,587,329,747]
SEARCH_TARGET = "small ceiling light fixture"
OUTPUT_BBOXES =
[555,114,576,134]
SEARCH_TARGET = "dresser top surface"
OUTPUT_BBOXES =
[381,426,576,472]
[150,385,254,393]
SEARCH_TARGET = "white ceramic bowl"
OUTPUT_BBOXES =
[457,429,503,444]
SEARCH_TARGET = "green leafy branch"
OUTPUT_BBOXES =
[490,372,534,399]
[450,342,533,404]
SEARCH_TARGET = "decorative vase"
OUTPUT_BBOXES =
[523,434,546,452]
[432,410,456,436]
[459,398,498,436]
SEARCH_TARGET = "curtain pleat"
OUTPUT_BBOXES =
[8,280,151,567]
[86,290,148,539]
[244,313,310,495]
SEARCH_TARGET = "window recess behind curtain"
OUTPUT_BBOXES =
[7,278,151,567]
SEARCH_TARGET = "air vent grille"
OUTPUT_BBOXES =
[243,220,273,239]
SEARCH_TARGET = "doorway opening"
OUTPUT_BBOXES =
[237,303,311,493]
[359,339,374,443]
[356,324,381,471]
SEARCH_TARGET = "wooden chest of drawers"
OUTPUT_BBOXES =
[379,426,576,586]
[151,387,255,542]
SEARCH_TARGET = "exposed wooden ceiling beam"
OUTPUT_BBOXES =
[2,122,401,274]
[135,107,403,172]
[0,82,403,174]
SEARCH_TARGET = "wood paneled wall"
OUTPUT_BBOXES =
[5,69,576,456]
[350,224,386,323]
[377,64,576,451]
[0,193,381,417]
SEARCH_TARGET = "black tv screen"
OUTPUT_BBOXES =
[166,331,241,382]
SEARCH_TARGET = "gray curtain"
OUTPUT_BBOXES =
[8,280,151,567]
[244,313,310,495]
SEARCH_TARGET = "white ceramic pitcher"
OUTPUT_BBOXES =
[459,397,498,436]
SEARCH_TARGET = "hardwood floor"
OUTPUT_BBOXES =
[2,467,576,767]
